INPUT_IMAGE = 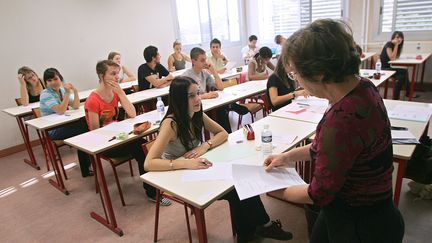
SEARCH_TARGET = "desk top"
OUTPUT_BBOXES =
[359,69,396,87]
[140,116,317,209]
[389,53,431,65]
[361,52,375,62]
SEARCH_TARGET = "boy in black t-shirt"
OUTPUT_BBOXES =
[138,45,173,91]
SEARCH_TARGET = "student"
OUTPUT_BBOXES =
[17,66,45,105]
[248,47,275,81]
[85,60,171,205]
[107,52,136,83]
[206,38,228,74]
[264,19,404,243]
[241,35,259,64]
[183,47,232,133]
[167,40,191,72]
[39,68,92,177]
[380,31,411,100]
[274,34,286,59]
[138,45,174,91]
[266,59,308,111]
[144,76,293,242]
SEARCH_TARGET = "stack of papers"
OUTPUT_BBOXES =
[232,164,306,200]
[388,105,432,122]
[391,130,419,144]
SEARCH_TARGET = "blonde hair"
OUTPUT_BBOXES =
[107,51,121,60]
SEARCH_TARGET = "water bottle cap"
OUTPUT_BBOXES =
[157,97,162,101]
[263,124,269,129]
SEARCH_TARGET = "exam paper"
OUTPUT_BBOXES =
[232,164,306,200]
[181,163,233,182]
[391,130,419,144]
[388,105,432,122]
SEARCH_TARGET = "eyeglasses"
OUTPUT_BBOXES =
[287,71,297,81]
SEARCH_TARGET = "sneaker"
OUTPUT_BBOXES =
[148,196,172,206]
[255,220,293,241]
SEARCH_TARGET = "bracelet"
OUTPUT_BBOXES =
[169,160,173,170]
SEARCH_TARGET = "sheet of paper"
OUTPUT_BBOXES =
[42,114,71,122]
[387,105,432,122]
[224,61,237,71]
[272,134,297,145]
[294,96,329,107]
[232,164,306,200]
[181,163,232,182]
[391,130,416,139]
[99,121,133,133]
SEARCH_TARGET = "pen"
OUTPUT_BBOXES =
[108,136,116,142]
[296,103,310,106]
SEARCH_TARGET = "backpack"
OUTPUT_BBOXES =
[405,136,432,184]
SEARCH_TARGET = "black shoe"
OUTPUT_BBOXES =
[255,220,293,241]
[82,170,94,178]
[237,233,258,243]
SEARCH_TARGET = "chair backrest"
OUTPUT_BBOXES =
[132,85,140,93]
[223,78,238,88]
[32,108,42,118]
[141,139,156,156]
[15,98,22,106]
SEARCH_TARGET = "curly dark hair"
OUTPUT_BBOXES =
[282,19,360,83]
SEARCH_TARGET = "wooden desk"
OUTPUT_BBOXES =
[58,80,267,236]
[389,52,431,101]
[359,69,396,98]
[141,116,317,242]
[25,106,86,194]
[384,99,431,206]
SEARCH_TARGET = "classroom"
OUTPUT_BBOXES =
[1,0,431,242]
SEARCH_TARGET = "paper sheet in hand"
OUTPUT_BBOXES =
[232,164,306,200]
[388,105,432,122]
[182,163,233,182]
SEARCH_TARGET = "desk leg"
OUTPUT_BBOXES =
[393,158,406,207]
[383,79,389,99]
[192,207,208,243]
[420,61,427,90]
[408,65,417,101]
[90,154,123,236]
[43,130,69,195]
[16,116,40,170]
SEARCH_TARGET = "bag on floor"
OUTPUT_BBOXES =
[405,136,432,184]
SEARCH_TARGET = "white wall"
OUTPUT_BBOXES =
[0,0,178,150]
[0,0,245,150]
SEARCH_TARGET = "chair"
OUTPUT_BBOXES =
[141,139,193,243]
[100,153,135,206]
[235,72,267,129]
[31,108,68,179]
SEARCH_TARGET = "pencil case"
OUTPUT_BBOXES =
[243,124,255,140]
[133,121,152,135]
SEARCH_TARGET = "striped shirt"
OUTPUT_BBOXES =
[39,87,73,116]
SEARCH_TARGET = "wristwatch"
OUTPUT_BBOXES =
[292,91,296,98]
[206,140,213,149]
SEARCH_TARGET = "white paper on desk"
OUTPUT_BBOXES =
[42,114,70,122]
[272,134,297,145]
[182,163,233,182]
[276,108,324,123]
[232,164,306,200]
[391,130,416,139]
[100,121,133,133]
[294,96,329,107]
[224,61,237,71]
[388,105,432,122]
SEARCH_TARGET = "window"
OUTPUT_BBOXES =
[380,0,432,33]
[174,0,241,47]
[256,0,344,43]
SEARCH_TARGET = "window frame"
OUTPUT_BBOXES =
[171,0,243,50]
[372,0,432,41]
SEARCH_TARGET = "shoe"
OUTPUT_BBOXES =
[82,170,94,178]
[405,94,420,99]
[237,233,258,243]
[148,195,172,206]
[255,220,293,241]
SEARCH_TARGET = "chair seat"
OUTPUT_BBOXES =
[104,154,134,165]
[53,140,64,147]
[240,103,262,114]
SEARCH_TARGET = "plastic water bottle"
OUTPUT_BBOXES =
[156,97,165,121]
[261,124,272,157]
[375,58,382,74]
